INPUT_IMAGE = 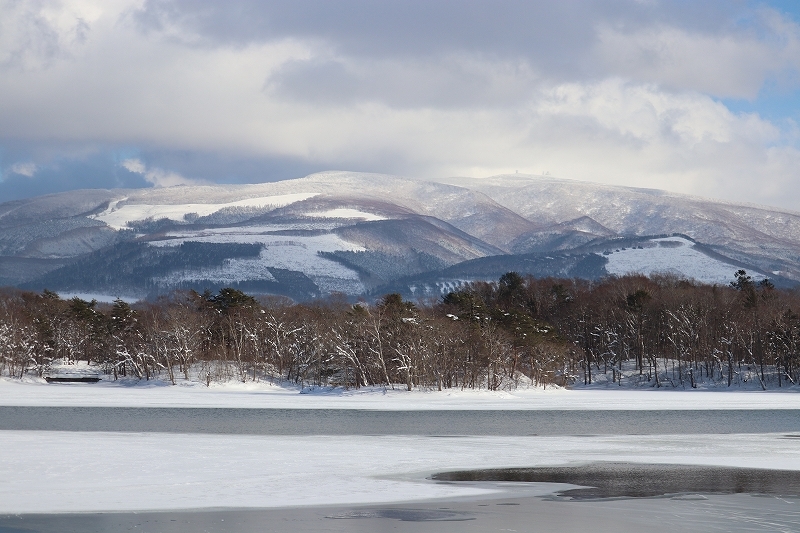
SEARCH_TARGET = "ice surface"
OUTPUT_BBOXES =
[3,371,799,516]
[1,431,798,513]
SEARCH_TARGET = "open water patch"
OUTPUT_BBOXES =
[3,407,800,435]
[431,462,800,500]
[326,509,475,521]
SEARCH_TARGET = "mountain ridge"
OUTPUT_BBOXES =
[1,170,795,300]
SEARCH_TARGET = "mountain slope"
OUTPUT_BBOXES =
[0,170,796,300]
[444,174,800,280]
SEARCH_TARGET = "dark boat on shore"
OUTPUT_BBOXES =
[44,375,102,383]
[43,363,102,383]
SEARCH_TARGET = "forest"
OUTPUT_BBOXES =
[0,269,798,390]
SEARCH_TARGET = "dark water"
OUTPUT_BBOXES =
[2,407,800,435]
[432,462,800,499]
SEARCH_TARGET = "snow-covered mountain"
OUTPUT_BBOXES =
[0,171,793,300]
[444,174,800,280]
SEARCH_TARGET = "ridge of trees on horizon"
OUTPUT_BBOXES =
[0,269,798,391]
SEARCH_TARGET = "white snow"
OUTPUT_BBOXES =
[42,360,101,376]
[163,223,344,238]
[90,193,319,230]
[0,430,797,513]
[149,230,366,294]
[305,208,387,221]
[604,237,757,284]
[1,377,799,410]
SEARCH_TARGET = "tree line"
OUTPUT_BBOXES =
[0,269,798,390]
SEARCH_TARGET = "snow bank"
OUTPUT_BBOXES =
[1,431,797,513]
[1,377,799,410]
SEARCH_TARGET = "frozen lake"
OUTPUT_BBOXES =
[3,390,800,532]
[3,407,800,435]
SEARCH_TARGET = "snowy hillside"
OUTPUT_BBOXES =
[0,171,794,300]
[150,228,367,295]
[448,174,800,280]
[602,236,759,285]
[90,193,320,230]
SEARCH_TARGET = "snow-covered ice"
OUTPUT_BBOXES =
[1,377,799,410]
[2,378,799,515]
[0,431,797,513]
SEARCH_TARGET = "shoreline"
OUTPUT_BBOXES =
[1,376,799,410]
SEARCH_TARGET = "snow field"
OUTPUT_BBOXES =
[604,237,757,285]
[149,230,366,293]
[163,223,345,238]
[1,431,798,513]
[2,377,799,410]
[304,208,387,221]
[90,193,320,230]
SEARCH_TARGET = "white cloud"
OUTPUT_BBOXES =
[121,157,199,187]
[0,0,112,70]
[9,162,38,177]
[595,27,773,99]
[120,157,145,174]
[593,9,800,99]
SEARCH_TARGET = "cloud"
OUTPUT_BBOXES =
[120,158,146,174]
[120,158,200,187]
[593,10,800,99]
[0,0,799,212]
[266,54,539,109]
[9,161,37,177]
[0,0,103,70]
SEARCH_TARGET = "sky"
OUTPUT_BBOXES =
[1,1,799,211]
